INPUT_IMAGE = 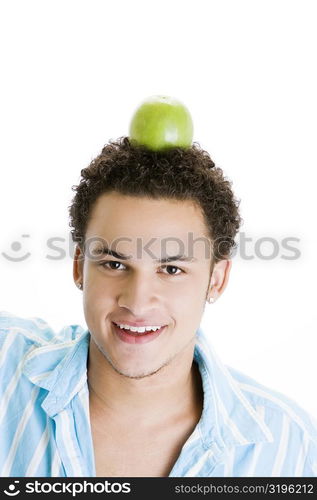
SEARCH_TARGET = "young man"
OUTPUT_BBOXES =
[1,137,317,477]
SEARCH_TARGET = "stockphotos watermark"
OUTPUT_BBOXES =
[2,480,131,496]
[1,232,301,263]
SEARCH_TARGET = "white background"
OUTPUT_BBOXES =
[0,1,316,417]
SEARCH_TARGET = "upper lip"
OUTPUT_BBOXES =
[112,320,167,327]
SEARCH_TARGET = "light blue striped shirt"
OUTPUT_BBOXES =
[1,310,317,477]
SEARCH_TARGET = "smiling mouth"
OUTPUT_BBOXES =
[112,322,166,335]
[111,322,167,344]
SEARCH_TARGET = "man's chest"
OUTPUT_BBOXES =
[92,435,180,477]
[90,419,195,477]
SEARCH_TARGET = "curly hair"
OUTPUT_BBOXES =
[68,136,242,263]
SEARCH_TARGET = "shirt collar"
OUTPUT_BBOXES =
[22,325,274,448]
[22,330,90,417]
[194,327,274,452]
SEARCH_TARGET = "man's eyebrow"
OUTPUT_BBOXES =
[154,255,197,264]
[93,246,197,263]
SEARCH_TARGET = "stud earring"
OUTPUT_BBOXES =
[77,282,82,290]
[207,283,215,304]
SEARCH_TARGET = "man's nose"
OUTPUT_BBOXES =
[118,272,159,316]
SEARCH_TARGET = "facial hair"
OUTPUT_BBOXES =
[91,333,197,380]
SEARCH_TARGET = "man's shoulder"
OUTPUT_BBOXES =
[0,310,54,346]
[227,364,317,443]
[0,310,86,369]
[221,365,317,476]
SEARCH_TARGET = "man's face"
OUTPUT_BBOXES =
[74,191,215,378]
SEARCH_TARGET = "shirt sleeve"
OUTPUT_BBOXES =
[0,310,56,340]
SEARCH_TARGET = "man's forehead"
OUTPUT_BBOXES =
[84,192,212,261]
[86,191,210,237]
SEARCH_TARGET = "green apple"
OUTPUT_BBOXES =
[129,95,193,151]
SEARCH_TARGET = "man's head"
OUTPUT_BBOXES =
[68,137,242,378]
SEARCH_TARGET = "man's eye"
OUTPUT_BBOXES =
[99,260,126,270]
[160,265,183,276]
[98,262,184,275]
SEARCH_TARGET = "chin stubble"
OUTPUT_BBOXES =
[92,334,196,380]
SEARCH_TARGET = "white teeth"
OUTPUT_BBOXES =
[115,323,163,334]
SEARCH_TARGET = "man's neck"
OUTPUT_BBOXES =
[87,336,203,429]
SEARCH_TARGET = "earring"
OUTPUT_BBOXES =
[207,283,215,304]
[77,282,82,290]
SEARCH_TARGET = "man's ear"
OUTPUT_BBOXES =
[73,245,84,286]
[207,259,232,302]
